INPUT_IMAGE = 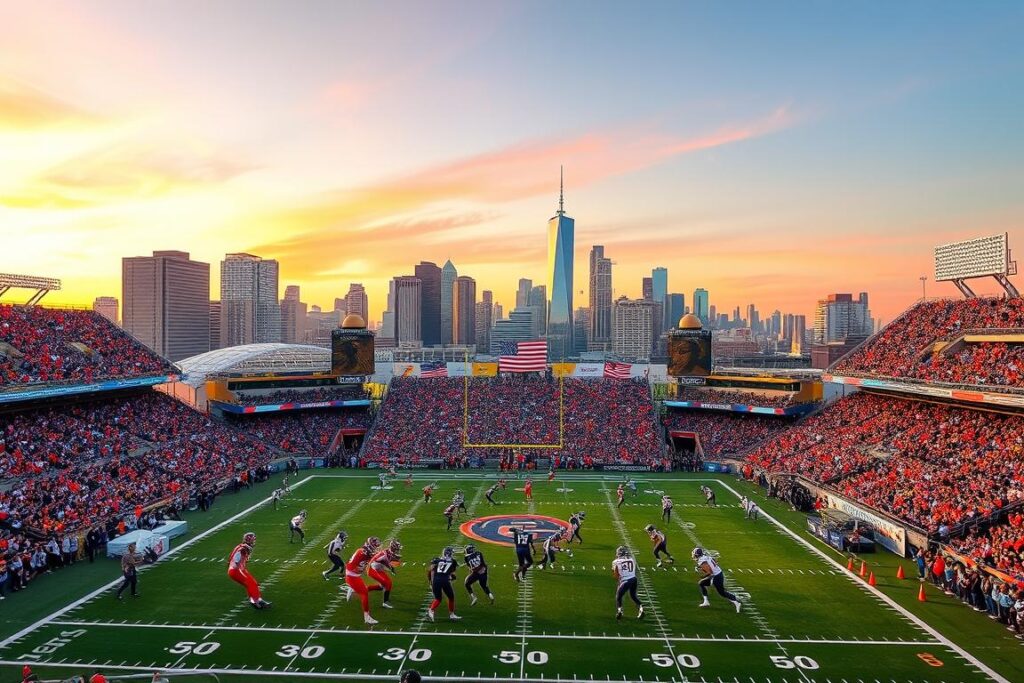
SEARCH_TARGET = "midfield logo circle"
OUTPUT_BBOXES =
[460,514,571,547]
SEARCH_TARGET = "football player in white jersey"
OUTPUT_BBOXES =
[692,547,741,612]
[744,499,760,522]
[322,530,348,580]
[289,510,307,544]
[612,546,644,620]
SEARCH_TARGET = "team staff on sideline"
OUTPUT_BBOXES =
[115,542,143,599]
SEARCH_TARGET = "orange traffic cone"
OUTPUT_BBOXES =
[896,565,905,580]
[859,561,867,577]
[918,583,927,602]
[868,571,877,586]
[847,557,854,571]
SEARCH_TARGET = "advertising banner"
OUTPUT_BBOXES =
[550,363,576,377]
[393,363,420,378]
[572,363,604,378]
[446,362,472,377]
[0,374,176,404]
[826,495,906,555]
[472,362,499,377]
[596,464,653,472]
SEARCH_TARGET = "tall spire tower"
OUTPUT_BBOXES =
[547,166,575,361]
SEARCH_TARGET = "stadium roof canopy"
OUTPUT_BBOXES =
[177,343,329,387]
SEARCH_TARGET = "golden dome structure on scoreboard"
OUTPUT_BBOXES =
[678,313,702,330]
[341,314,366,329]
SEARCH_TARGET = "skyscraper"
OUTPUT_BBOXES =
[746,304,760,333]
[813,293,872,344]
[528,285,547,338]
[490,308,535,354]
[279,285,307,344]
[415,262,442,346]
[452,275,477,345]
[122,250,210,361]
[393,276,422,345]
[665,293,684,330]
[642,277,653,300]
[208,301,221,351]
[588,246,613,351]
[573,307,590,355]
[220,253,280,346]
[92,296,119,325]
[612,296,656,361]
[440,260,458,345]
[475,289,493,352]
[546,168,574,360]
[516,279,532,309]
[693,288,709,324]
[344,283,368,322]
[652,267,668,331]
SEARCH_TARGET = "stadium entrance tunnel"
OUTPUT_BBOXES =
[460,514,571,547]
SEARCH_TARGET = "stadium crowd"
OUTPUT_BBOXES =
[224,409,372,454]
[675,387,798,408]
[232,386,368,405]
[663,410,793,458]
[361,376,661,467]
[833,297,1024,388]
[924,548,1024,636]
[0,306,172,388]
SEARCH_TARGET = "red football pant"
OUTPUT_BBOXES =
[228,567,261,601]
[368,567,392,592]
[345,576,381,612]
[430,598,456,612]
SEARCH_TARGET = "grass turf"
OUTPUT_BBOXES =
[1,472,1021,682]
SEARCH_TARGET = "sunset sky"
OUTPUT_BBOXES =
[1,1,1022,325]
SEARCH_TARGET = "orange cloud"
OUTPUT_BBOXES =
[0,78,98,129]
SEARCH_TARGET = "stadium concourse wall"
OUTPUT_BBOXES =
[824,373,1024,409]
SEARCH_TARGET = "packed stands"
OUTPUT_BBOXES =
[952,514,1024,580]
[832,297,1024,389]
[232,386,368,406]
[746,392,1024,533]
[663,410,792,458]
[0,305,173,388]
[675,387,797,408]
[223,409,373,454]
[361,376,660,467]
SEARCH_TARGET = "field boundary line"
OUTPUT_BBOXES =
[43,619,941,644]
[0,474,318,650]
[716,479,1010,683]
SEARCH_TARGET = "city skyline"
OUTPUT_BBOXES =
[2,3,1021,324]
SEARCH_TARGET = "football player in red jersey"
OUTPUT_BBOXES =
[344,536,382,624]
[368,539,402,609]
[443,503,457,531]
[422,484,434,503]
[227,532,270,609]
[547,468,556,483]
[524,477,533,501]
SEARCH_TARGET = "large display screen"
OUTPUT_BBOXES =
[331,330,374,376]
[668,329,712,377]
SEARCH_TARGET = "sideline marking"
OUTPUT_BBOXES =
[0,476,318,650]
[717,480,1008,683]
[43,620,938,645]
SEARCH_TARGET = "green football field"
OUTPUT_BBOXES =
[1,472,1020,683]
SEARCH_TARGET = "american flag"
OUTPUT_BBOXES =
[603,362,632,379]
[420,360,448,378]
[498,339,548,373]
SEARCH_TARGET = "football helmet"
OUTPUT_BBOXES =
[337,530,348,544]
[299,509,307,518]
[644,524,655,533]
[242,532,256,547]
[442,546,454,559]
[464,544,477,556]
[388,539,402,555]
[691,547,705,560]
[616,546,630,558]
[365,536,382,552]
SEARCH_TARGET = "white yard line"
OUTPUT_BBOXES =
[43,619,941,644]
[0,475,318,650]
[715,480,1010,683]
[601,483,687,683]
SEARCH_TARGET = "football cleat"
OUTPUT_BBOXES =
[513,572,520,582]
[364,614,378,625]
[488,593,495,604]
[638,606,645,619]
[427,609,435,622]
[616,608,623,621]
[698,600,710,608]
[322,570,330,581]
[469,593,478,606]
[734,600,742,613]
[344,586,353,601]
[449,613,462,621]
[382,602,393,609]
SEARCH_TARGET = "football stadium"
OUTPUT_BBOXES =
[0,233,1023,683]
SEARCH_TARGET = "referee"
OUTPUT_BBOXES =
[116,542,144,599]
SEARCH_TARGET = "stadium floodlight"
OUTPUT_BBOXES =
[0,273,62,306]
[934,233,1019,298]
